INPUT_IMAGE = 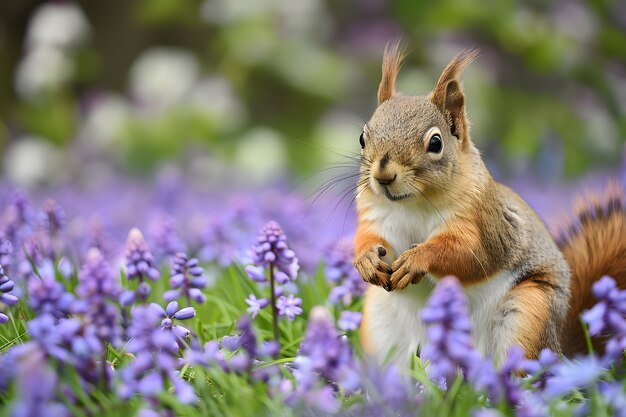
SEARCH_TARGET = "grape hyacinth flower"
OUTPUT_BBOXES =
[358,362,420,416]
[338,310,362,332]
[245,221,300,342]
[9,344,70,417]
[1,189,35,247]
[247,221,299,282]
[38,199,66,235]
[185,316,279,380]
[0,236,13,271]
[598,381,626,417]
[421,276,481,386]
[25,314,106,387]
[218,315,274,375]
[276,294,302,321]
[119,304,196,404]
[522,348,558,391]
[199,216,244,267]
[0,265,18,324]
[151,301,196,351]
[286,307,360,413]
[297,307,360,392]
[481,347,525,408]
[164,252,206,305]
[543,355,606,398]
[581,275,626,362]
[148,213,185,262]
[245,294,268,318]
[325,242,366,306]
[121,228,160,305]
[75,248,122,346]
[27,261,75,319]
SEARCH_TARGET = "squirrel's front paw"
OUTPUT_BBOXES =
[353,246,392,291]
[390,249,427,290]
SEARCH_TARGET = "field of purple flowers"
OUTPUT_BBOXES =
[0,174,625,417]
[1,1,626,416]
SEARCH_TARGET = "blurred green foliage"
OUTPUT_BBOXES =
[0,0,624,185]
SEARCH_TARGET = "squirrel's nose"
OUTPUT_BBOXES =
[375,173,396,186]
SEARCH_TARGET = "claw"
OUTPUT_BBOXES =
[383,282,392,292]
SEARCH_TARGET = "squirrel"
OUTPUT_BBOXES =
[352,43,626,367]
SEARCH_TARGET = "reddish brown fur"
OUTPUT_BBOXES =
[559,185,626,356]
[354,220,389,257]
[509,280,553,359]
[390,222,498,290]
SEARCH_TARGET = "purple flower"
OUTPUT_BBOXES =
[338,310,362,331]
[199,216,244,267]
[245,294,268,318]
[0,236,13,271]
[297,307,360,392]
[544,355,605,397]
[245,265,267,283]
[421,276,481,385]
[164,252,206,305]
[522,348,558,390]
[85,215,114,258]
[185,316,277,378]
[123,228,160,303]
[151,301,196,350]
[75,248,122,345]
[27,261,75,318]
[582,275,626,361]
[245,221,301,342]
[25,314,106,387]
[125,228,160,281]
[234,315,259,358]
[0,265,19,316]
[9,345,70,417]
[599,381,626,417]
[1,189,34,247]
[276,294,303,321]
[148,213,185,262]
[324,242,366,306]
[357,362,420,415]
[284,308,360,412]
[38,199,65,235]
[119,304,196,404]
[185,340,227,370]
[247,221,299,282]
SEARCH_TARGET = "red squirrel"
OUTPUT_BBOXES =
[353,43,626,367]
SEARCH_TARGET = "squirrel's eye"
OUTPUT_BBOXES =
[427,134,443,153]
[359,133,365,149]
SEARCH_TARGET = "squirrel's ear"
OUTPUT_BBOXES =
[378,41,405,104]
[431,49,478,142]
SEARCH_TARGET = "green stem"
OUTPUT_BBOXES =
[269,262,280,345]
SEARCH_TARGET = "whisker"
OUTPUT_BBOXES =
[294,138,361,161]
[304,173,361,216]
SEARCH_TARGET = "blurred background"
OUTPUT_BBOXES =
[0,0,625,204]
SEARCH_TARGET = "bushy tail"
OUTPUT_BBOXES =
[557,183,626,356]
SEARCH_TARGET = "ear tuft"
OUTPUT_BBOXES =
[377,40,406,104]
[431,49,479,141]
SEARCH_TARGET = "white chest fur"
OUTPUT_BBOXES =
[360,196,517,367]
[360,196,448,259]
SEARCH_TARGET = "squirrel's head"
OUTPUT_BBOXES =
[359,43,479,203]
